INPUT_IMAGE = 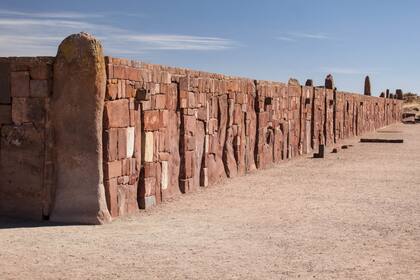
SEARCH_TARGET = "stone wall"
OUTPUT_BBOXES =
[0,34,403,223]
[0,57,54,219]
[102,57,402,220]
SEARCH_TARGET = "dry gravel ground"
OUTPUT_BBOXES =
[1,123,420,280]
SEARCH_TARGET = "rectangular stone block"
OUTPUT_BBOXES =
[183,150,194,179]
[11,71,30,97]
[104,128,118,161]
[143,131,154,162]
[104,160,122,179]
[140,177,156,197]
[104,99,130,128]
[153,94,167,109]
[0,105,11,125]
[106,83,118,100]
[161,161,168,190]
[30,80,49,97]
[0,124,45,220]
[126,127,135,158]
[117,128,128,160]
[143,162,156,178]
[143,110,160,131]
[113,65,126,79]
[139,195,156,209]
[183,115,196,135]
[30,64,51,80]
[0,62,10,104]
[104,178,118,217]
[12,97,45,125]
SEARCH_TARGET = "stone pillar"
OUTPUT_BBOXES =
[50,33,111,224]
[325,74,334,90]
[364,76,371,96]
[396,89,403,100]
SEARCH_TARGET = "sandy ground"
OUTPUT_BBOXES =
[1,123,419,280]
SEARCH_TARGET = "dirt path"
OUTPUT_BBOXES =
[1,123,419,280]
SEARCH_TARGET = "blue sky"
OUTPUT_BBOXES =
[0,0,418,95]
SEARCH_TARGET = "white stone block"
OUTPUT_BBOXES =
[126,127,135,158]
[144,132,154,162]
[161,161,168,190]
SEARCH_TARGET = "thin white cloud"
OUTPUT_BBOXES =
[290,32,329,40]
[276,32,331,43]
[0,9,104,19]
[114,34,234,50]
[0,10,236,56]
[276,36,296,42]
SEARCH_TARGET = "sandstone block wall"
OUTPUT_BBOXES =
[102,57,402,219]
[0,34,403,223]
[0,57,54,219]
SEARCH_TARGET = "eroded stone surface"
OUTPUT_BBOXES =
[50,32,111,224]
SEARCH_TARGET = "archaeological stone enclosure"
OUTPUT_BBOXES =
[0,33,402,224]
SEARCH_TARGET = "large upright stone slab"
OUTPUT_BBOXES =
[50,33,111,224]
[364,76,371,96]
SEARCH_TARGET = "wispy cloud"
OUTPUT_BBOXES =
[0,9,104,19]
[276,36,296,42]
[276,32,331,43]
[290,32,329,40]
[0,9,236,56]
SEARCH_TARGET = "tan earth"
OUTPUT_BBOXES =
[1,123,419,280]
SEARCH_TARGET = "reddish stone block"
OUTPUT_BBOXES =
[143,162,156,178]
[0,105,12,125]
[104,99,130,128]
[104,128,118,161]
[11,97,45,125]
[161,71,171,84]
[127,67,140,81]
[233,104,242,125]
[159,110,169,128]
[143,110,160,131]
[121,158,131,176]
[113,65,126,79]
[104,178,118,217]
[184,135,196,151]
[117,128,128,160]
[183,115,196,135]
[30,80,49,97]
[104,160,122,179]
[183,150,195,178]
[11,71,30,97]
[106,83,118,100]
[106,64,114,79]
[188,92,196,108]
[153,94,167,109]
[139,177,156,197]
[258,112,269,128]
[30,64,51,80]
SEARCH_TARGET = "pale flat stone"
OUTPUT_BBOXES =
[126,127,135,158]
[144,132,154,162]
[161,161,168,190]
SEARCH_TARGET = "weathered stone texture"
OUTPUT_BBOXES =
[0,34,404,224]
[50,33,111,224]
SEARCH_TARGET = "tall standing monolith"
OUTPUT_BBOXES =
[364,76,371,96]
[325,74,334,89]
[50,33,111,224]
